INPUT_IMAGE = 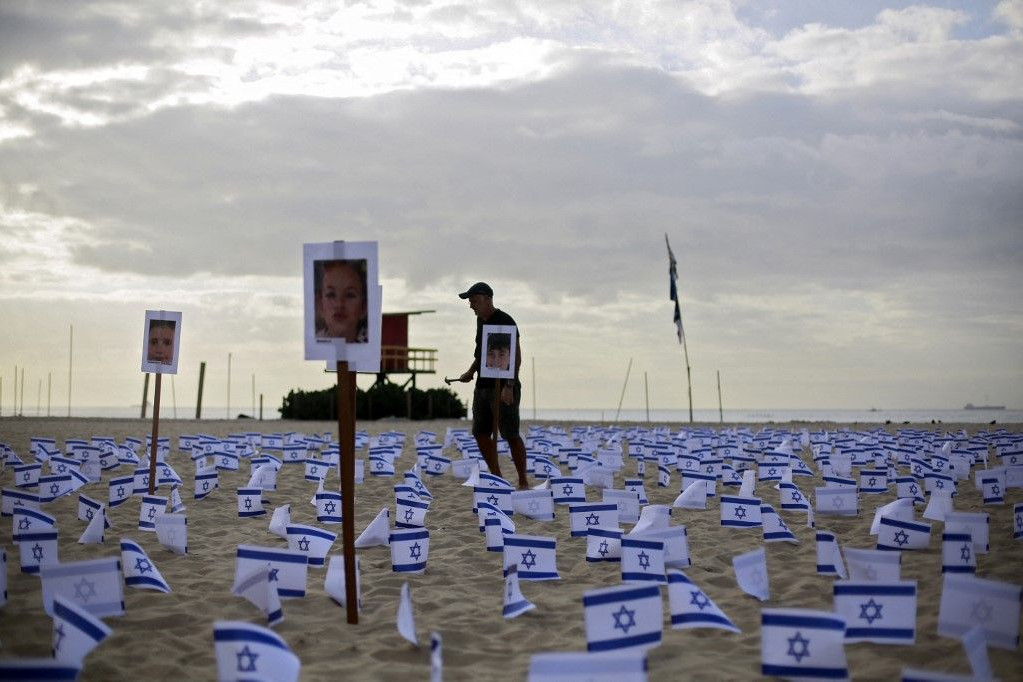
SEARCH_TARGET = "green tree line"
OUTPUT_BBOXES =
[278,383,466,420]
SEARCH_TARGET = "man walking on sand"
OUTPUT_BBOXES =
[457,282,530,489]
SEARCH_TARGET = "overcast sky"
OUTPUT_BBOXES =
[1,0,1021,417]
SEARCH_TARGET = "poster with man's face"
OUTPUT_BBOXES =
[141,310,182,374]
[303,241,381,371]
[479,324,516,379]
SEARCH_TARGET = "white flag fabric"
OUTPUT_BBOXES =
[0,659,82,680]
[814,487,858,516]
[583,583,663,653]
[269,504,292,540]
[961,625,993,681]
[667,569,739,633]
[844,547,901,582]
[876,516,931,551]
[944,511,989,554]
[41,557,125,617]
[815,531,847,578]
[503,564,536,618]
[941,531,976,574]
[870,498,916,535]
[937,573,1021,650]
[733,547,769,601]
[738,469,756,497]
[155,513,187,555]
[234,545,308,599]
[355,508,390,548]
[1014,502,1023,540]
[430,632,443,682]
[761,608,848,680]
[779,482,810,511]
[213,620,301,682]
[285,524,337,567]
[51,593,112,665]
[527,651,648,682]
[761,504,798,543]
[233,563,284,627]
[168,487,185,514]
[512,489,556,521]
[397,581,418,646]
[639,526,691,569]
[620,535,666,584]
[570,503,619,538]
[503,534,559,581]
[13,508,56,541]
[720,495,762,529]
[324,554,361,612]
[630,505,671,535]
[138,495,167,531]
[833,580,917,644]
[390,528,429,574]
[193,468,218,500]
[603,489,641,524]
[121,539,171,593]
[587,527,623,563]
[672,481,707,510]
[315,492,342,524]
[922,490,954,522]
[19,529,59,574]
[395,495,430,529]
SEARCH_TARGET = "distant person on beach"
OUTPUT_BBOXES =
[457,282,529,489]
[485,332,512,371]
[146,319,176,364]
[315,259,368,342]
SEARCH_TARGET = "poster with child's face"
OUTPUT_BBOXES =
[141,310,182,374]
[303,241,381,371]
[479,324,516,379]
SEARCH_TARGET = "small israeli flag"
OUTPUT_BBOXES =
[552,477,585,505]
[390,527,429,574]
[233,557,283,627]
[779,481,810,511]
[138,495,167,531]
[121,539,171,592]
[15,462,42,488]
[1014,502,1022,540]
[637,525,691,569]
[944,511,989,554]
[733,547,769,601]
[604,489,640,524]
[844,547,900,582]
[720,495,762,529]
[896,476,925,504]
[2,487,41,516]
[937,573,1021,650]
[369,454,395,477]
[168,487,185,514]
[503,534,559,581]
[834,580,916,644]
[816,531,847,578]
[78,506,106,545]
[215,451,240,471]
[667,569,739,633]
[922,490,954,522]
[315,491,342,524]
[474,486,514,517]
[503,564,536,618]
[13,508,56,541]
[107,475,133,508]
[238,487,267,518]
[527,651,648,681]
[870,498,915,535]
[304,458,327,482]
[513,489,555,521]
[234,545,308,599]
[570,503,619,537]
[155,513,187,555]
[397,581,418,646]
[624,478,648,505]
[761,504,798,543]
[193,467,218,500]
[395,495,430,529]
[285,524,337,567]
[587,527,623,563]
[583,583,663,653]
[324,554,361,612]
[51,593,112,664]
[19,529,59,574]
[248,463,279,491]
[213,620,301,682]
[630,505,671,534]
[941,531,976,574]
[621,535,666,584]
[761,608,848,680]
[858,470,888,494]
[877,516,931,551]
[77,495,104,524]
[657,464,671,488]
[130,468,152,496]
[355,508,390,549]
[269,504,292,539]
[41,557,125,617]
[815,486,858,516]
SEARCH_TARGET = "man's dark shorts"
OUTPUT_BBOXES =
[471,382,521,440]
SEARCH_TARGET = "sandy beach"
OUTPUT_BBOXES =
[0,417,1020,681]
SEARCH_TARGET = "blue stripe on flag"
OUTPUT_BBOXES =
[761,613,845,630]
[846,627,913,639]
[588,630,661,652]
[833,584,915,596]
[671,613,732,627]
[213,627,288,648]
[582,585,658,607]
[762,664,847,678]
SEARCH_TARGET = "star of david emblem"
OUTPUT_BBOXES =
[868,477,877,487]
[612,604,636,634]
[17,517,30,530]
[310,465,318,475]
[935,480,944,489]
[734,505,747,519]
[705,464,713,473]
[689,590,709,611]
[832,496,845,509]
[202,481,210,491]
[148,507,158,519]
[268,567,279,582]
[487,494,499,506]
[990,484,1001,496]
[791,491,802,503]
[971,600,993,623]
[49,483,61,495]
[375,461,384,470]
[527,499,540,513]
[859,598,883,624]
[31,543,44,561]
[598,540,609,557]
[244,498,253,510]
[585,513,600,526]
[53,623,66,651]
[22,472,30,482]
[74,578,97,602]
[222,457,229,467]
[520,549,537,569]
[323,501,337,514]
[893,530,909,547]
[236,645,259,672]
[768,467,777,477]
[404,508,414,522]
[637,551,650,570]
[543,464,552,474]
[909,484,918,495]
[163,467,171,477]
[85,508,93,520]
[298,537,311,551]
[409,542,422,561]
[561,485,573,496]
[135,557,153,574]
[56,464,66,474]
[787,631,810,663]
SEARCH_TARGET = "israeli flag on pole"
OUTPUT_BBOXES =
[833,580,916,644]
[233,563,284,627]
[720,495,762,528]
[667,569,739,633]
[355,508,390,549]
[587,527,623,563]
[390,527,429,574]
[474,486,514,518]
[395,495,430,529]
[604,489,640,524]
[621,535,666,584]
[234,545,308,598]
[41,557,125,617]
[154,513,187,555]
[937,573,1021,650]
[3,487,41,516]
[19,529,59,574]
[870,498,915,535]
[583,583,663,653]
[285,524,337,567]
[13,508,56,541]
[193,467,218,500]
[527,651,648,682]
[858,470,888,494]
[552,477,585,504]
[761,504,798,543]
[15,462,42,488]
[877,516,931,551]
[570,503,619,538]
[844,548,900,582]
[816,531,847,578]
[503,534,559,581]
[941,532,976,574]
[51,593,112,665]
[0,660,81,680]
[77,495,104,524]
[896,476,925,504]
[979,474,1004,505]
[325,554,361,613]
[944,511,989,554]
[312,491,341,525]
[733,547,770,601]
[213,620,301,682]
[503,564,536,618]
[513,489,556,521]
[1014,502,1022,539]
[815,487,858,516]
[397,581,418,646]
[121,539,171,592]
[269,504,292,539]
[238,487,266,518]
[779,481,810,512]
[761,608,848,680]
[624,478,648,505]
[637,525,691,569]
[130,468,151,496]
[138,495,167,531]
[107,476,132,508]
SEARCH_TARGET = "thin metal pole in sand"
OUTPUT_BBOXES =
[196,361,206,419]
[227,352,232,419]
[171,375,178,419]
[36,379,41,416]
[141,373,150,419]
[68,325,73,417]
[20,367,24,417]
[614,358,632,422]
[47,372,51,417]
[531,357,536,421]
[336,360,358,624]
[644,371,650,422]
[717,370,723,424]
[147,373,162,495]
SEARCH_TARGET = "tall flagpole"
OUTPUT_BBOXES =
[666,234,693,423]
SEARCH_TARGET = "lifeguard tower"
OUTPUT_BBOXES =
[374,310,438,388]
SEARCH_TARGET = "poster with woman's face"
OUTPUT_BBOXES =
[141,310,182,374]
[303,241,381,371]
[479,324,516,379]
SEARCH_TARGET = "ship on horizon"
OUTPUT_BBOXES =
[964,403,1006,410]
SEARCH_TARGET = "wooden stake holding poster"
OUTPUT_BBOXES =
[304,240,381,625]
[141,310,182,495]
[479,325,517,454]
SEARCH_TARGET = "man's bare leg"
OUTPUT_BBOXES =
[474,433,503,479]
[508,436,529,489]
